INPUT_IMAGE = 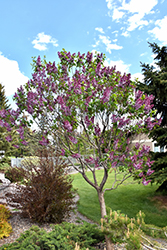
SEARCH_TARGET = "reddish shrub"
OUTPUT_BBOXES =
[5,148,75,223]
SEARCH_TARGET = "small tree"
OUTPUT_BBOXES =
[0,50,160,249]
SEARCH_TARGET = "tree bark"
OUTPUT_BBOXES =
[97,190,115,250]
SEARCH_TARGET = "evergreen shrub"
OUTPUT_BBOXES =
[0,204,12,239]
[0,222,105,250]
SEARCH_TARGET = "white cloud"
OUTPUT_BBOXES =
[106,0,158,31]
[0,53,29,97]
[99,35,123,53]
[121,31,129,37]
[131,73,144,82]
[92,40,100,48]
[106,0,114,10]
[105,58,131,74]
[148,16,167,45]
[113,39,118,42]
[32,32,59,51]
[112,8,124,20]
[127,13,149,31]
[95,27,105,34]
[140,52,147,57]
[121,0,158,16]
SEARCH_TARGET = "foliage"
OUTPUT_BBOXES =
[102,209,167,249]
[137,42,167,192]
[0,222,105,250]
[5,148,75,223]
[0,204,12,239]
[0,84,15,166]
[20,156,39,167]
[5,166,25,183]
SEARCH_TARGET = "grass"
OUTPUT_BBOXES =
[72,169,167,228]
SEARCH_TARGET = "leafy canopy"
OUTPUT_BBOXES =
[0,50,161,189]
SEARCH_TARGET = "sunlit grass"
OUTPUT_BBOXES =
[72,169,167,227]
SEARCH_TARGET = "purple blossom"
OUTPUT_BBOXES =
[63,120,72,132]
[39,136,49,146]
[146,168,154,176]
[94,124,101,136]
[95,158,99,168]
[69,136,78,144]
[85,116,94,127]
[0,120,4,127]
[142,178,151,186]
[101,87,112,103]
[112,161,117,167]
[0,110,6,118]
[60,149,65,156]
[135,142,140,150]
[36,56,42,67]
[5,135,12,142]
[85,157,95,164]
[21,140,28,146]
[119,154,126,162]
[138,172,144,177]
[109,152,114,160]
[13,144,20,149]
[71,153,81,159]
[133,162,142,170]
[130,154,137,162]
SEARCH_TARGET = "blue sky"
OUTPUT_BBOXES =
[0,0,167,106]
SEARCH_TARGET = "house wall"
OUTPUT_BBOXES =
[130,133,166,152]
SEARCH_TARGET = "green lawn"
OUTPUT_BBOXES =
[72,169,167,228]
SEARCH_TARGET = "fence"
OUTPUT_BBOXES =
[11,158,23,168]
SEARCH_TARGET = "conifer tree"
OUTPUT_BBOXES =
[0,84,14,165]
[138,42,167,192]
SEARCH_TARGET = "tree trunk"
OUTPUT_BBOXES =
[97,190,115,250]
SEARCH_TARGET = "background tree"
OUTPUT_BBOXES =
[137,42,167,192]
[0,84,16,165]
[0,51,159,250]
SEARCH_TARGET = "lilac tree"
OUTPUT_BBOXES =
[0,50,161,249]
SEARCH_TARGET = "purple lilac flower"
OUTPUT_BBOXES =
[39,136,49,146]
[142,178,151,186]
[133,162,142,170]
[21,140,28,146]
[94,124,101,136]
[63,120,72,132]
[5,135,12,142]
[138,172,144,177]
[60,149,65,156]
[0,120,4,127]
[146,168,154,176]
[0,110,6,118]
[135,142,140,150]
[71,153,81,159]
[69,136,78,144]
[85,157,95,164]
[36,56,42,67]
[101,87,112,103]
[112,161,117,167]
